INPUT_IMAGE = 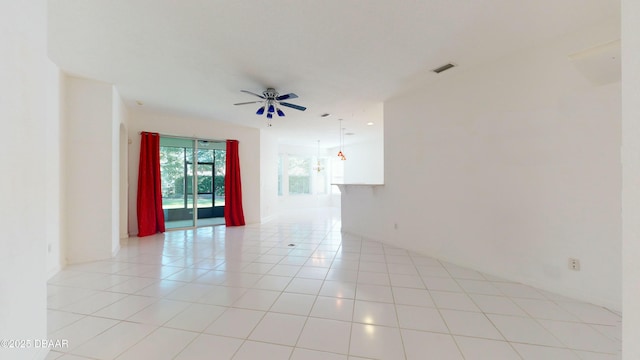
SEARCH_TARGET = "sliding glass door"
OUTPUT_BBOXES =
[160,137,225,229]
[194,141,226,226]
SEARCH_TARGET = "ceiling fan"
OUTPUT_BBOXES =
[234,88,307,122]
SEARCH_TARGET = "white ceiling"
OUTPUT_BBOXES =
[48,0,619,148]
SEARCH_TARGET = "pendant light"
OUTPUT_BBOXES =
[337,119,346,160]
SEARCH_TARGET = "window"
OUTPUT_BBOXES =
[288,156,311,195]
[278,154,331,197]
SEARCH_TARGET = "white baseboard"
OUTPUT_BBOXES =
[261,214,277,224]
[36,347,50,360]
[112,243,121,257]
[47,263,63,280]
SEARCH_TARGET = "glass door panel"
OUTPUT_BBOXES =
[160,137,195,229]
[214,149,226,207]
[196,163,214,209]
[185,163,195,210]
[195,142,226,224]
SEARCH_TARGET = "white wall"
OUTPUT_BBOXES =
[0,1,51,358]
[334,138,384,184]
[260,131,279,222]
[342,20,622,310]
[113,87,129,253]
[622,0,640,357]
[128,109,262,234]
[63,76,119,263]
[46,68,63,278]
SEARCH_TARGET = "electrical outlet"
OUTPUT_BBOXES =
[568,258,580,271]
[393,223,398,230]
[47,243,52,253]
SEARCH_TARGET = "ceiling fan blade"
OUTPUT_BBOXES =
[234,101,263,105]
[240,90,265,99]
[279,102,307,111]
[276,93,298,101]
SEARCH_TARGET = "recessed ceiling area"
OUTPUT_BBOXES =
[47,0,620,147]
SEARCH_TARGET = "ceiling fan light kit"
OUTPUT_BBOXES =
[234,87,307,126]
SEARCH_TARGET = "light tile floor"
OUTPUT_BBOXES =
[46,209,621,359]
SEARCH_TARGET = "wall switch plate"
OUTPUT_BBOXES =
[568,258,580,271]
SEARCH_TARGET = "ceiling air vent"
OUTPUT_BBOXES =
[432,63,456,74]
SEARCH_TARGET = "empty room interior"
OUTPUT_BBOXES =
[3,1,640,359]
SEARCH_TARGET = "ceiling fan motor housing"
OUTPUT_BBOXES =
[263,88,278,99]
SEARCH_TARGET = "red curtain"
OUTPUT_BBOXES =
[137,132,165,236]
[225,140,246,226]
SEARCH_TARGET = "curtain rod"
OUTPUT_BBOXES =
[139,132,225,143]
